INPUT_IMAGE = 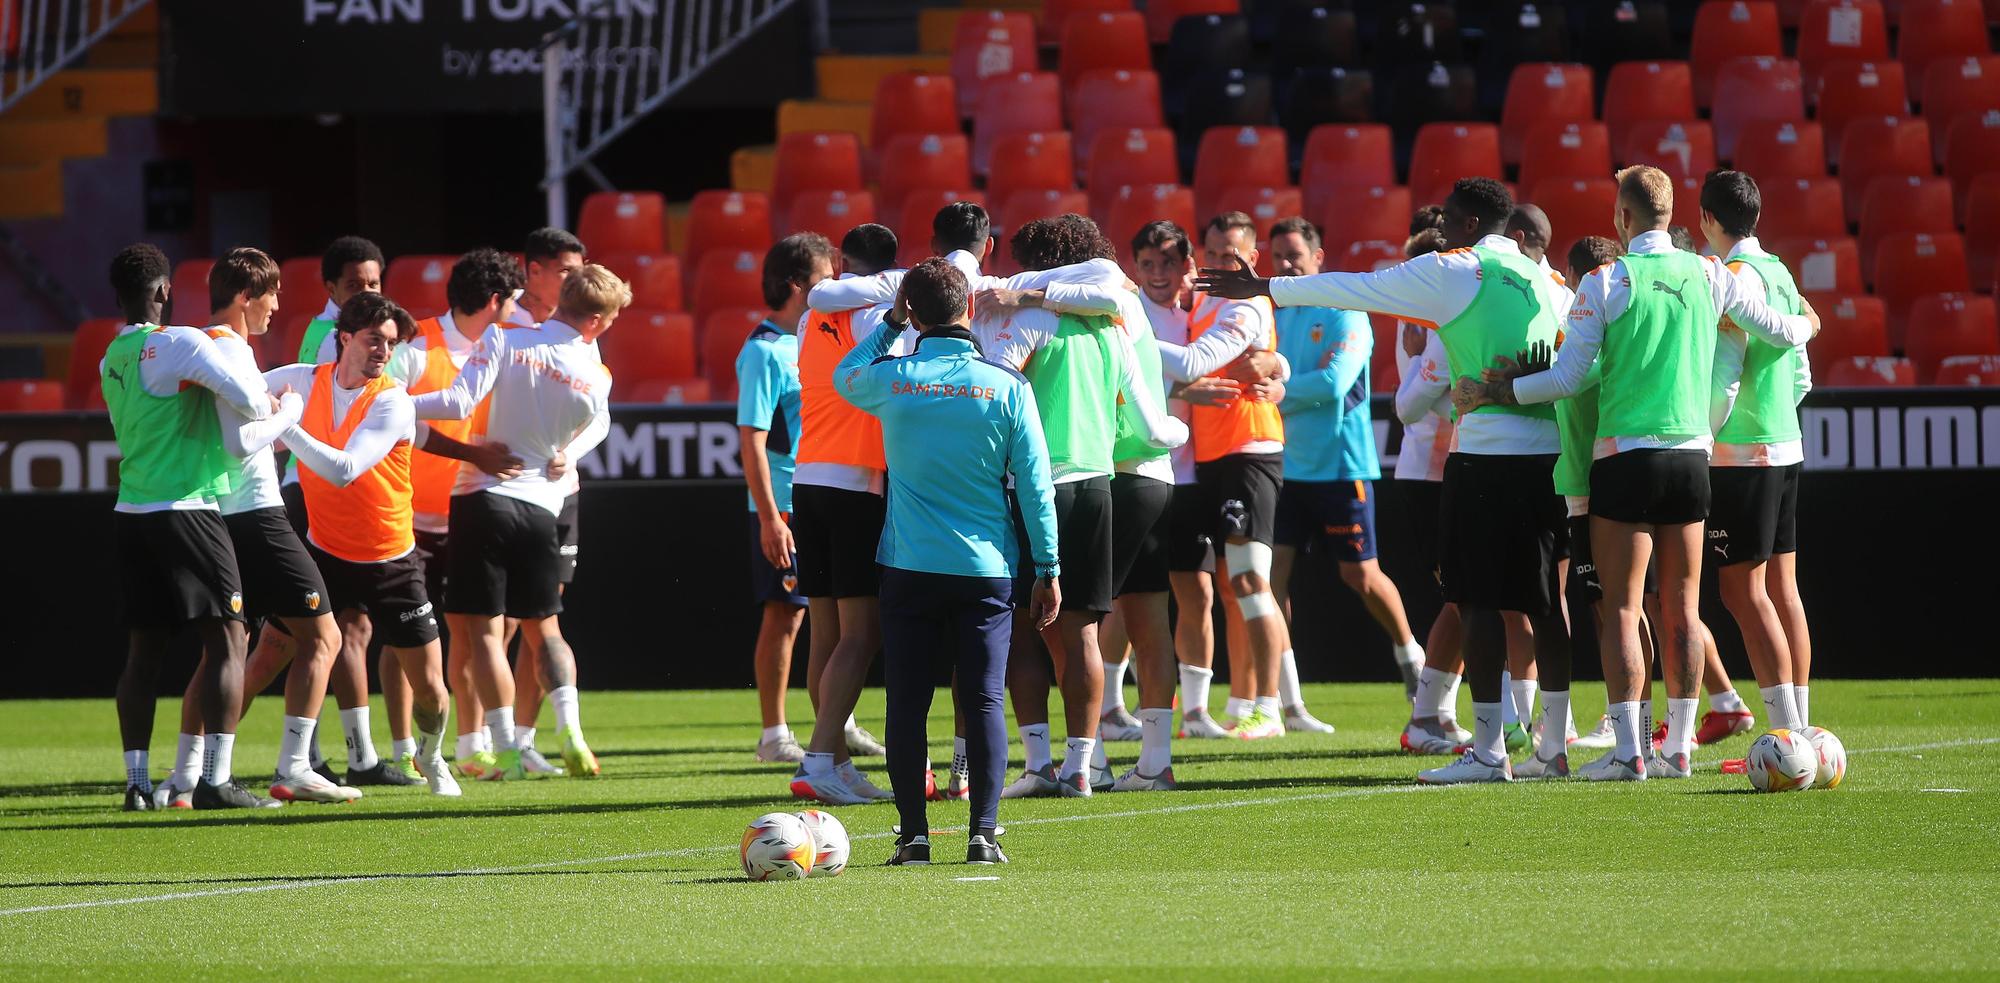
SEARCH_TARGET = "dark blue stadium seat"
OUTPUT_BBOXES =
[1163,14,1253,117]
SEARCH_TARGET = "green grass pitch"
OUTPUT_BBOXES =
[0,679,1995,980]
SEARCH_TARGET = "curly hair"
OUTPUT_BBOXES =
[320,235,384,286]
[1010,213,1115,272]
[1445,177,1514,230]
[446,247,526,316]
[109,243,170,308]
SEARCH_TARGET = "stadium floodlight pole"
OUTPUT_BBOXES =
[541,22,571,231]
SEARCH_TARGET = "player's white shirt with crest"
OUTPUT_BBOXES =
[208,328,303,514]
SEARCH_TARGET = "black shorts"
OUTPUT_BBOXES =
[1398,478,1444,591]
[414,530,449,615]
[1567,512,1659,603]
[1193,451,1284,547]
[114,509,245,628]
[1438,452,1564,616]
[1707,463,1800,566]
[281,480,308,543]
[1275,479,1380,562]
[1051,476,1114,614]
[225,507,329,621]
[444,492,563,619]
[749,510,807,607]
[307,543,438,648]
[1110,473,1173,596]
[791,483,884,599]
[1589,448,1711,525]
[1167,482,1216,574]
[555,492,580,584]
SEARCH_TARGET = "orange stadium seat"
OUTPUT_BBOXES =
[1500,63,1595,166]
[597,252,684,311]
[1797,0,1890,90]
[1692,2,1784,108]
[1905,291,2000,380]
[1315,184,1412,260]
[897,190,986,268]
[1932,353,2000,384]
[1068,69,1164,177]
[168,258,214,327]
[1337,240,1405,273]
[1898,0,1992,82]
[999,188,1092,231]
[952,10,1036,116]
[1711,57,1806,159]
[1602,61,1697,160]
[1192,126,1289,222]
[1408,123,1503,208]
[871,73,958,155]
[578,191,666,255]
[1086,127,1180,199]
[703,307,769,402]
[987,131,1075,204]
[1667,174,1706,232]
[1920,56,2000,162]
[1802,292,1891,358]
[683,190,772,274]
[973,72,1063,176]
[278,257,329,321]
[1039,0,1133,46]
[1620,120,1716,181]
[1814,60,1908,160]
[1214,185,1304,228]
[1299,124,1394,219]
[1058,11,1151,89]
[384,255,453,319]
[690,251,766,327]
[1518,121,1612,194]
[1821,354,1915,385]
[0,379,64,413]
[1145,0,1238,43]
[781,189,878,243]
[1961,172,2000,289]
[1943,110,2000,216]
[1872,231,1969,343]
[772,132,863,225]
[1772,235,1864,293]
[1757,176,1850,242]
[624,377,713,404]
[1838,116,1933,223]
[1532,178,1619,260]
[259,313,313,369]
[1102,184,1197,251]
[1858,175,1954,274]
[599,310,697,398]
[877,132,971,210]
[1733,120,1827,182]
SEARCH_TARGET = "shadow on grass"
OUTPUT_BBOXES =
[0,781,122,800]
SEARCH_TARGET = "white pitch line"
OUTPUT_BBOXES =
[1849,736,2000,755]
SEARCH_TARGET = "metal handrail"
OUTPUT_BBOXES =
[0,0,153,115]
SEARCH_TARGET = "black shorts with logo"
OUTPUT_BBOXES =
[1707,463,1800,566]
[1193,451,1284,547]
[555,492,581,584]
[1049,476,1115,614]
[1438,452,1564,616]
[1568,512,1659,604]
[225,506,329,621]
[115,509,245,629]
[791,483,885,599]
[1589,448,1711,525]
[1166,482,1216,574]
[414,530,449,615]
[308,543,438,648]
[748,510,807,607]
[1110,472,1173,596]
[444,492,563,620]
[1274,479,1380,562]
[1398,478,1444,593]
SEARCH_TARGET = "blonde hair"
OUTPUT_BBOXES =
[1615,165,1674,227]
[557,263,633,321]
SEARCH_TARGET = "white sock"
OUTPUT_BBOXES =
[339,706,378,770]
[761,724,790,743]
[1412,666,1443,717]
[1760,683,1799,730]
[837,759,868,784]
[481,725,494,749]
[1500,671,1517,725]
[416,712,447,767]
[1178,663,1214,713]
[1664,697,1698,759]
[1059,737,1094,779]
[1224,696,1251,722]
[486,707,518,752]
[1440,672,1463,720]
[1471,701,1506,766]
[802,750,836,778]
[1539,690,1570,759]
[512,728,534,753]
[308,727,326,767]
[1101,659,1129,713]
[456,733,479,760]
[278,716,314,778]
[202,732,235,785]
[123,749,151,791]
[393,736,417,761]
[1137,707,1173,773]
[173,733,204,791]
[551,685,583,736]
[1255,694,1280,717]
[1609,700,1643,760]
[1794,685,1810,728]
[1639,696,1655,744]
[1278,648,1304,707]
[951,736,968,775]
[1509,678,1539,728]
[1710,688,1749,714]
[1393,638,1426,670]
[1021,723,1052,773]
[1090,737,1108,770]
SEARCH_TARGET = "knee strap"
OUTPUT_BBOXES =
[1223,540,1272,579]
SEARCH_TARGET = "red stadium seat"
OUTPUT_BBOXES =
[1192,126,1289,223]
[897,190,987,268]
[1920,55,2000,162]
[1858,175,1954,274]
[781,189,878,243]
[1620,120,1717,181]
[1068,70,1164,178]
[1943,109,2000,216]
[624,377,714,404]
[1531,178,1619,260]
[1085,127,1179,198]
[1144,0,1238,43]
[578,191,666,255]
[1814,60,1908,160]
[1602,61,1697,161]
[1758,176,1850,243]
[1711,57,1807,159]
[599,309,697,398]
[384,254,453,319]
[1732,120,1827,182]
[1369,317,1398,394]
[1314,185,1413,260]
[1905,291,2000,380]
[684,190,772,274]
[1216,185,1305,271]
[996,189,1092,270]
[702,307,769,402]
[1962,171,2000,289]
[1692,2,1784,107]
[1102,184,1197,251]
[871,73,958,155]
[1898,0,1991,83]
[1837,116,1933,223]
[1058,11,1150,89]
[1337,240,1405,273]
[973,72,1063,176]
[689,250,766,327]
[1408,123,1503,208]
[1872,231,1969,343]
[1300,124,1395,219]
[951,10,1036,116]
[877,132,971,210]
[0,379,64,413]
[772,131,863,223]
[1802,292,1891,358]
[1667,174,1706,233]
[259,313,313,371]
[278,257,329,320]
[596,252,684,311]
[1499,63,1595,166]
[1039,0,1133,46]
[1771,235,1864,293]
[1932,353,2000,383]
[1797,0,1890,90]
[1821,354,1915,384]
[987,131,1075,206]
[1519,121,1612,193]
[168,258,214,328]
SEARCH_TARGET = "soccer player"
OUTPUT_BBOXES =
[102,243,279,810]
[837,257,1061,867]
[1197,180,1573,784]
[1456,166,1818,780]
[265,292,461,796]
[410,265,625,781]
[740,234,834,764]
[1265,217,1425,732]
[513,227,586,325]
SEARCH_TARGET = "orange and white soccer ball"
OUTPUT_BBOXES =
[740,811,816,881]
[1799,726,1847,790]
[795,809,849,877]
[1746,729,1817,793]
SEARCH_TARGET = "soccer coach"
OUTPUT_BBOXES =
[836,257,1062,866]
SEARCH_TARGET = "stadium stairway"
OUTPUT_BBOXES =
[0,4,159,222]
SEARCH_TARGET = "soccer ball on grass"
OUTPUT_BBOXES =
[1799,725,1847,790]
[795,809,849,877]
[740,811,816,881]
[1745,729,1816,793]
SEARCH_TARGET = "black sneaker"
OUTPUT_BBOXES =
[885,834,930,866]
[192,778,282,810]
[345,760,421,787]
[122,784,154,812]
[967,832,1008,865]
